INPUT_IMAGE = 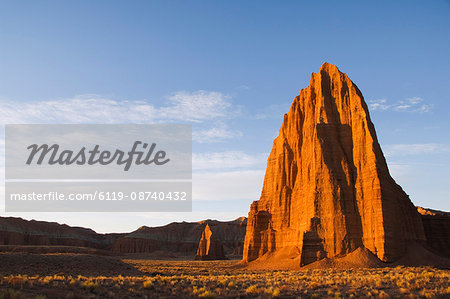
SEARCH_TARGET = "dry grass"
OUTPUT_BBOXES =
[0,259,449,298]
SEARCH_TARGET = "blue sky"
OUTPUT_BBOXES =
[0,1,449,233]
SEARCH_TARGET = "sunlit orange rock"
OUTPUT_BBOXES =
[243,63,426,266]
[195,224,226,260]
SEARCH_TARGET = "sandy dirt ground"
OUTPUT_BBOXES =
[0,252,449,298]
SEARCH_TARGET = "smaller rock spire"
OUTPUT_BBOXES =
[195,224,226,260]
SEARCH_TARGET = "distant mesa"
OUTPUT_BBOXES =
[195,224,227,260]
[112,217,246,258]
[242,62,450,269]
[0,216,247,259]
[0,216,122,250]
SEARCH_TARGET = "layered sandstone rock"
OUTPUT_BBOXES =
[0,216,247,258]
[112,218,246,257]
[417,207,450,257]
[195,224,226,260]
[243,63,426,266]
[0,217,121,249]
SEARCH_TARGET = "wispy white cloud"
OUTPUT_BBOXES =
[0,91,240,143]
[368,98,391,111]
[161,91,235,122]
[369,97,433,113]
[0,91,236,124]
[193,151,266,171]
[384,143,450,157]
[252,103,291,120]
[0,93,271,226]
[193,123,243,143]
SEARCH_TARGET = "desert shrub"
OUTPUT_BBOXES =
[218,278,228,286]
[192,286,215,298]
[245,284,259,294]
[69,279,77,286]
[421,289,436,299]
[197,289,215,298]
[265,287,280,297]
[143,280,153,289]
[40,276,53,285]
[81,280,98,291]
[192,286,204,295]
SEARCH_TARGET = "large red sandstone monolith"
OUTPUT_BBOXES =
[243,63,426,266]
[195,224,226,260]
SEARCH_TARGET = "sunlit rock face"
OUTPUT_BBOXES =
[243,63,426,265]
[195,224,226,260]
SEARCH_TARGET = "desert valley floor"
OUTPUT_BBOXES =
[1,64,449,298]
[0,250,449,298]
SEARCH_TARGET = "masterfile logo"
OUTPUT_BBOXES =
[26,141,170,171]
[5,124,192,212]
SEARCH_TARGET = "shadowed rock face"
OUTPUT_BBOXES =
[418,207,450,257]
[195,224,226,260]
[0,216,247,258]
[0,217,122,249]
[112,217,247,257]
[243,63,426,265]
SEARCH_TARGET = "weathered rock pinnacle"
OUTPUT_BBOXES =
[195,224,226,260]
[243,63,426,266]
